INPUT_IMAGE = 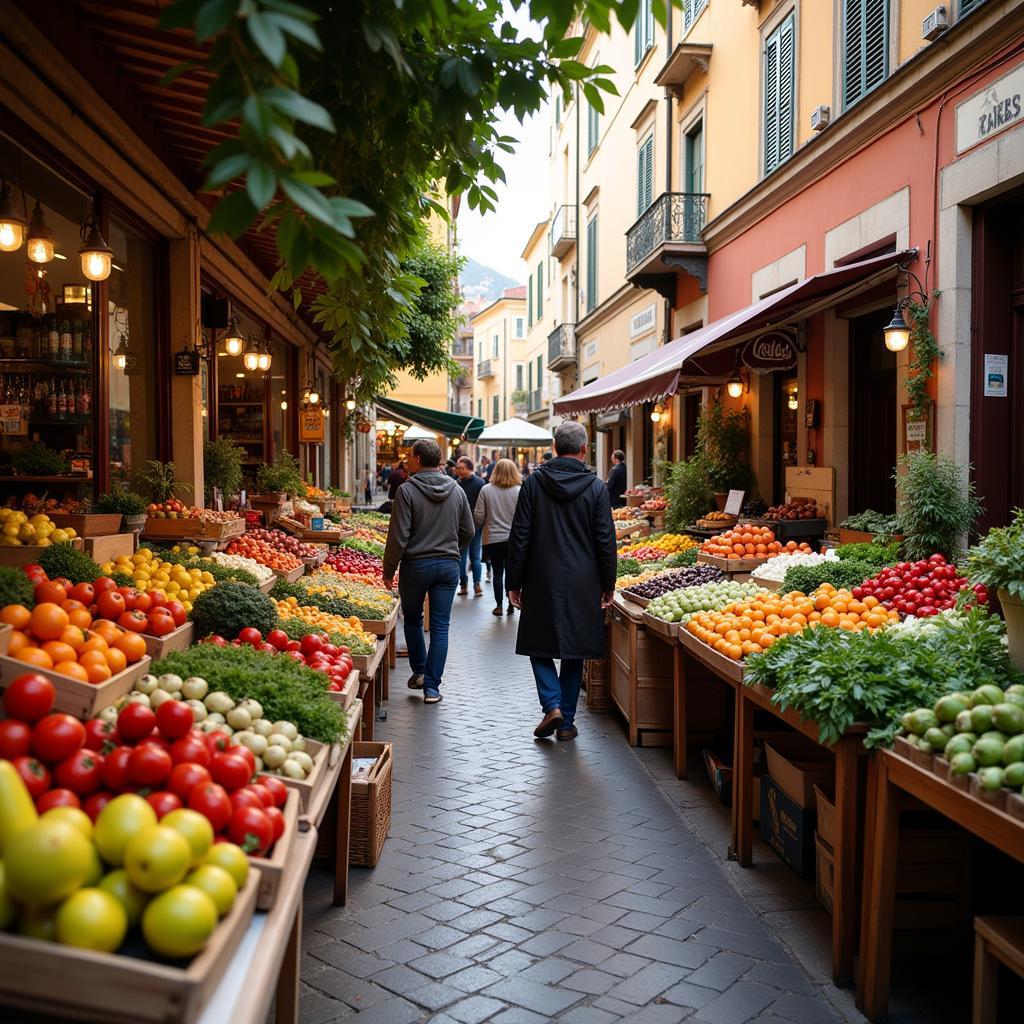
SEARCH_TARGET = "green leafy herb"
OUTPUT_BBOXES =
[37,543,103,585]
[93,487,148,517]
[12,442,68,477]
[0,566,35,608]
[190,581,278,639]
[780,560,876,595]
[834,541,900,567]
[616,558,642,578]
[838,510,899,535]
[966,508,1024,599]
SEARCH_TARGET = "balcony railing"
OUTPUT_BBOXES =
[476,359,494,380]
[626,192,709,274]
[550,205,577,259]
[547,323,577,371]
[528,388,543,413]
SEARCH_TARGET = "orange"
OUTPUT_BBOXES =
[29,603,70,642]
[42,641,77,666]
[60,625,86,650]
[91,620,121,645]
[54,660,89,681]
[60,599,88,615]
[113,632,146,664]
[104,647,128,674]
[84,661,112,685]
[67,608,93,631]
[7,630,28,654]
[80,635,109,655]
[14,647,53,669]
[0,604,30,629]
[79,650,109,668]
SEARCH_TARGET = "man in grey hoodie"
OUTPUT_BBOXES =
[383,438,474,704]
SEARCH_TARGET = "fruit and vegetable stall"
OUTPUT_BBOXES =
[0,506,399,1023]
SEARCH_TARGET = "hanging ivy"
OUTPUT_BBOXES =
[904,294,941,416]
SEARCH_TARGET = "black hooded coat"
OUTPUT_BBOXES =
[505,456,617,659]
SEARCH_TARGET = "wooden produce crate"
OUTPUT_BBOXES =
[750,575,783,591]
[257,576,276,595]
[259,737,332,815]
[641,610,679,640]
[272,564,306,583]
[0,654,151,719]
[350,639,385,677]
[0,623,10,655]
[0,868,259,1024]
[697,515,737,530]
[696,552,770,573]
[85,532,135,563]
[142,517,245,541]
[626,494,646,507]
[584,655,610,711]
[326,669,361,711]
[0,538,83,567]
[248,788,299,910]
[141,622,195,660]
[609,602,674,745]
[837,528,905,545]
[350,741,393,867]
[752,517,828,539]
[358,601,399,638]
[678,629,745,684]
[48,512,124,537]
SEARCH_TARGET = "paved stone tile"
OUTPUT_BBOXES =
[445,964,505,993]
[560,1007,620,1024]
[767,991,844,1022]
[694,980,778,1023]
[482,977,581,1015]
[562,967,618,995]
[614,961,690,1005]
[490,1009,548,1024]
[685,951,756,992]
[447,994,508,1023]
[405,979,463,1012]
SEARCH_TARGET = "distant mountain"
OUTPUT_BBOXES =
[460,258,521,304]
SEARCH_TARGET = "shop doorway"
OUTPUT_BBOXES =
[849,308,897,515]
[683,392,701,459]
[772,375,799,506]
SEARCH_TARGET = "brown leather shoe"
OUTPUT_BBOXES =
[556,726,578,741]
[533,709,563,738]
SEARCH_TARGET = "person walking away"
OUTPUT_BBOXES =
[387,460,408,500]
[474,458,522,616]
[606,449,627,508]
[506,422,616,740]
[454,456,485,596]
[363,464,373,504]
[383,439,473,704]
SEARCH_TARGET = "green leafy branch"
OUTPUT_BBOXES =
[905,295,941,416]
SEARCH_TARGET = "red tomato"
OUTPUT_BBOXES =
[205,635,227,647]
[259,775,288,807]
[147,610,176,637]
[155,701,194,740]
[32,714,86,764]
[264,805,285,843]
[3,673,56,722]
[228,744,256,774]
[300,634,324,657]
[92,576,116,596]
[0,719,32,759]
[116,587,143,611]
[96,590,126,621]
[164,601,187,628]
[266,630,290,651]
[210,752,251,792]
[34,580,68,605]
[189,782,232,831]
[148,591,167,610]
[36,788,82,812]
[285,640,301,653]
[53,749,104,795]
[101,746,134,792]
[84,718,118,752]
[205,730,232,756]
[117,703,156,741]
[83,790,115,821]
[117,610,149,633]
[133,592,152,614]
[168,762,212,802]
[237,627,262,648]
[69,582,96,606]
[146,790,183,818]
[259,643,277,654]
[51,577,73,593]
[244,783,275,809]
[169,733,210,767]
[22,563,45,582]
[127,744,173,787]
[13,755,51,798]
[230,788,264,812]
[227,805,273,854]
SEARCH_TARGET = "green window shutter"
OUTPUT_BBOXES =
[537,354,543,384]
[587,103,599,155]
[843,0,889,109]
[528,362,533,391]
[555,95,561,125]
[477,399,481,419]
[586,216,598,313]
[637,135,654,216]
[686,123,704,193]
[763,15,795,174]
[536,263,543,317]
[492,395,498,422]
[527,277,533,328]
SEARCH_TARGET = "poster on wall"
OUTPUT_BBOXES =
[902,403,933,455]
[299,407,325,443]
[983,353,1008,397]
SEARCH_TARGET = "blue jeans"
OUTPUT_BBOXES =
[399,558,459,695]
[459,526,483,587]
[530,657,584,728]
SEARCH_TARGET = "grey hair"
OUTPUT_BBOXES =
[411,438,442,467]
[554,421,588,456]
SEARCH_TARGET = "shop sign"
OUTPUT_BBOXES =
[740,331,797,372]
[299,407,325,442]
[629,303,657,338]
[0,405,25,435]
[584,340,599,359]
[175,349,199,375]
[983,353,1008,397]
[956,63,1024,154]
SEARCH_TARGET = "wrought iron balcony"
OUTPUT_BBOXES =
[547,323,577,371]
[476,359,494,380]
[550,205,577,259]
[625,192,709,297]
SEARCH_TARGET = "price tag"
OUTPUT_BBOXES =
[0,405,23,435]
[724,490,745,516]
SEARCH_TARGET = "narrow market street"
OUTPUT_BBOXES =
[297,592,853,1024]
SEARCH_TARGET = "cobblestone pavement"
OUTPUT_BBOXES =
[298,591,859,1023]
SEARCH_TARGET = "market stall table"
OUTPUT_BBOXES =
[857,748,1024,1021]
[357,642,386,742]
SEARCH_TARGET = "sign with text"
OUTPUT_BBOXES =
[629,303,657,339]
[299,407,325,443]
[174,349,199,376]
[956,62,1024,154]
[724,490,745,516]
[984,353,1008,397]
[740,332,797,373]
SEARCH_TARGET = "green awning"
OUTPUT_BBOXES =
[376,396,485,441]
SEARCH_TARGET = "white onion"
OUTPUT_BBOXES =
[207,551,275,583]
[751,549,839,582]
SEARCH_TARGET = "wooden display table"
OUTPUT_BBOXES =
[359,602,398,702]
[357,642,385,741]
[857,749,1024,1020]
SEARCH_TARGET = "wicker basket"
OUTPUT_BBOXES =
[350,741,393,867]
[584,657,611,711]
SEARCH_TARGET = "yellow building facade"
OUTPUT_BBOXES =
[470,288,528,435]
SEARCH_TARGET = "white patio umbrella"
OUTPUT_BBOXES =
[399,424,437,442]
[475,417,553,447]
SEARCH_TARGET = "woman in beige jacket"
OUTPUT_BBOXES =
[473,458,522,616]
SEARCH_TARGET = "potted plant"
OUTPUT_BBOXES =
[136,459,192,505]
[894,451,983,562]
[203,436,244,506]
[695,404,755,508]
[93,487,149,533]
[255,452,304,501]
[12,442,69,477]
[967,509,1024,671]
[663,457,714,532]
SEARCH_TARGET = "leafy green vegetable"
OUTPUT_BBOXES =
[37,543,103,585]
[0,566,34,608]
[110,571,136,588]
[967,507,1024,599]
[616,558,642,578]
[93,488,148,516]
[780,560,876,595]
[12,442,68,476]
[153,644,346,743]
[661,548,698,569]
[834,541,900,567]
[839,510,898,535]
[190,581,278,640]
[338,536,385,558]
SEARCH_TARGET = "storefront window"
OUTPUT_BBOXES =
[318,367,331,488]
[216,309,267,487]
[269,336,290,459]
[0,138,95,497]
[107,217,157,485]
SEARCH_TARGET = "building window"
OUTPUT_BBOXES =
[634,0,655,66]
[684,0,707,31]
[536,263,543,318]
[492,333,499,358]
[637,133,654,216]
[959,0,987,14]
[537,354,543,389]
[587,101,599,156]
[477,398,482,420]
[515,363,524,390]
[514,316,524,338]
[492,395,498,423]
[586,216,598,314]
[842,0,889,110]
[685,120,704,193]
[528,361,533,392]
[763,13,796,175]
[554,94,561,125]
[527,277,533,328]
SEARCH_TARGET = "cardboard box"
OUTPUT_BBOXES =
[764,739,835,808]
[813,784,836,848]
[702,749,762,823]
[815,831,835,914]
[760,775,816,877]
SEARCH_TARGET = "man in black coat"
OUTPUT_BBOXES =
[606,449,627,507]
[506,421,617,741]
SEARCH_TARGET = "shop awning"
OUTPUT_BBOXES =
[554,250,912,415]
[376,396,485,440]
[476,418,554,447]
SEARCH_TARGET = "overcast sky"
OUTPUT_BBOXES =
[456,9,550,284]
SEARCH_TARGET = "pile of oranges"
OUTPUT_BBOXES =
[685,583,901,660]
[700,526,811,561]
[0,600,147,683]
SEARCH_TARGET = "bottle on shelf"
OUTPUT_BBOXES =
[46,378,57,418]
[57,379,67,419]
[59,319,73,361]
[46,315,60,359]
[72,320,84,359]
[79,377,91,416]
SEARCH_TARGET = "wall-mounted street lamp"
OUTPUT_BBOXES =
[883,250,924,353]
